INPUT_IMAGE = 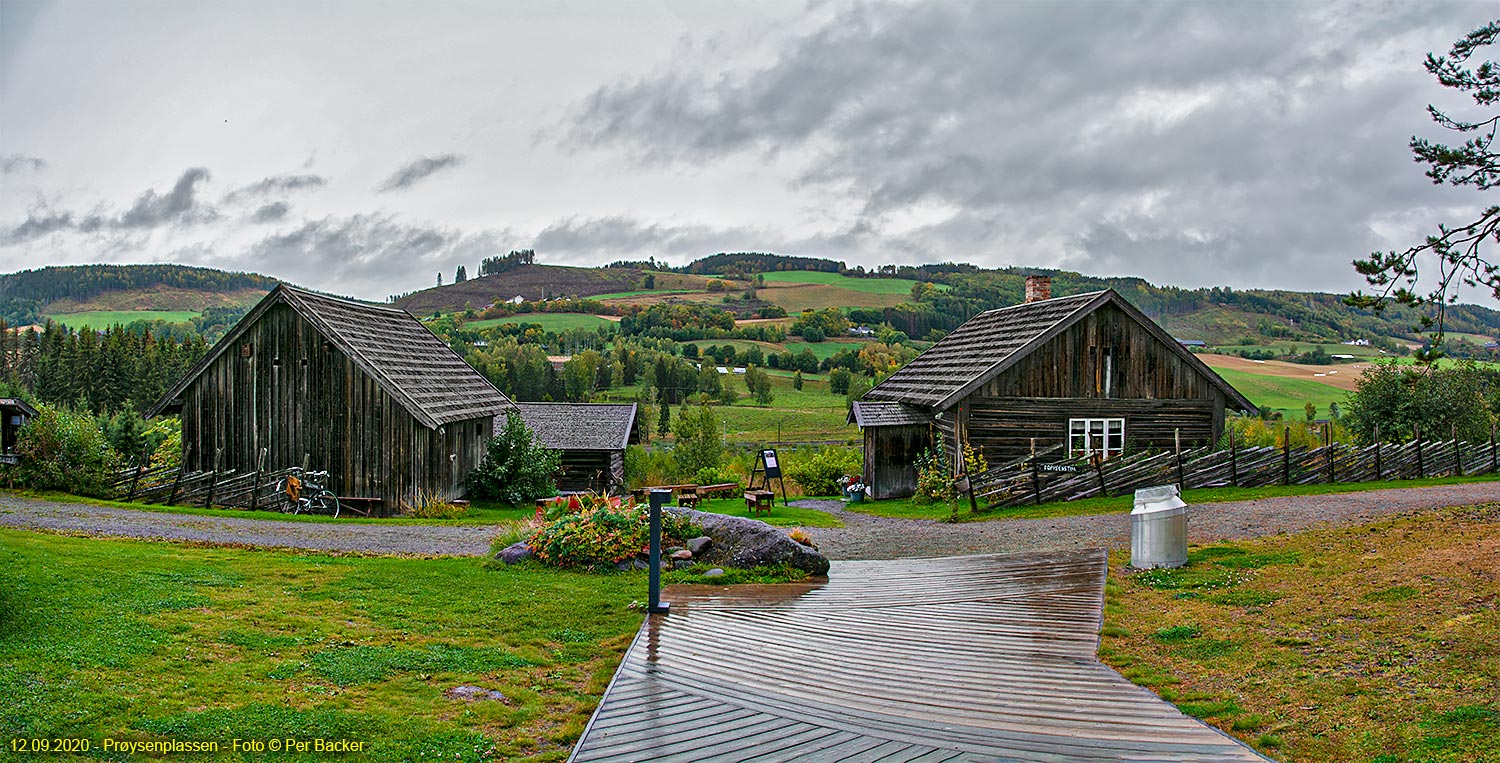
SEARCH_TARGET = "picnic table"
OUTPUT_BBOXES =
[744,490,775,515]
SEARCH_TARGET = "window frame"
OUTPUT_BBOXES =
[1068,417,1125,460]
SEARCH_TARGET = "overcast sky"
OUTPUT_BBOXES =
[1,0,1494,301]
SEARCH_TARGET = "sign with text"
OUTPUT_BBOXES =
[760,449,781,478]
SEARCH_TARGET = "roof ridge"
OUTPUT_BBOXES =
[974,290,1108,317]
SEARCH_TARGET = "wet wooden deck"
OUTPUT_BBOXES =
[570,549,1268,763]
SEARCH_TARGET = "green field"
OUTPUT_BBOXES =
[466,313,617,332]
[1214,367,1347,417]
[784,338,867,360]
[759,271,939,294]
[1211,342,1390,359]
[48,310,200,329]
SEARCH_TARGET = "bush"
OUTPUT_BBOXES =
[467,411,561,504]
[694,465,740,487]
[800,326,826,342]
[672,404,724,476]
[0,403,119,496]
[406,488,468,519]
[782,446,861,496]
[528,503,696,568]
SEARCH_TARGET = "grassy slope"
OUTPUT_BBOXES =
[1100,503,1500,761]
[47,310,201,329]
[0,529,643,762]
[467,313,617,332]
[1213,366,1347,417]
[596,369,856,445]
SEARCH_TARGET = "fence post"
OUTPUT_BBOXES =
[1229,429,1238,488]
[166,443,192,506]
[203,447,222,509]
[1282,427,1291,486]
[1415,423,1424,479]
[1030,437,1042,507]
[248,447,268,511]
[1492,423,1497,474]
[1093,453,1108,497]
[127,444,149,500]
[1324,423,1334,484]
[1174,428,1184,489]
[1452,423,1461,477]
[1374,424,1381,481]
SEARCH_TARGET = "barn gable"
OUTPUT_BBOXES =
[150,283,513,426]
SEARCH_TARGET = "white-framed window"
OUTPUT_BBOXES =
[1069,418,1125,460]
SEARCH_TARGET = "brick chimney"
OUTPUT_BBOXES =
[1024,275,1052,303]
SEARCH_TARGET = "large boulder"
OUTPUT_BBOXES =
[665,508,830,576]
[493,541,533,564]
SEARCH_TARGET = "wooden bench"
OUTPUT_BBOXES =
[745,490,775,515]
[338,496,382,517]
[631,484,696,505]
[700,482,740,500]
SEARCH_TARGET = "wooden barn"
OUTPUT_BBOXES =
[148,284,515,513]
[0,397,39,466]
[854,278,1255,499]
[513,402,637,493]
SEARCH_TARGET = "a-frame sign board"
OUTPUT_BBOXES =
[749,447,789,506]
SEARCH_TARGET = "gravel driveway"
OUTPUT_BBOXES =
[1,483,1495,559]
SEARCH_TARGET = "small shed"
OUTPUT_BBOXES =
[513,402,637,493]
[0,398,39,465]
[855,280,1255,497]
[149,284,515,512]
[847,401,932,499]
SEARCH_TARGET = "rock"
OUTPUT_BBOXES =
[672,559,693,570]
[665,546,686,555]
[664,508,831,576]
[686,536,714,555]
[670,549,693,561]
[445,685,506,702]
[492,541,533,564]
[633,559,650,570]
[702,568,725,578]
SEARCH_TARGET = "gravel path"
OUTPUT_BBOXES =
[0,494,499,556]
[801,482,1499,560]
[1,483,1495,559]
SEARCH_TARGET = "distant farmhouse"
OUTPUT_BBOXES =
[149,285,514,512]
[514,402,638,493]
[850,277,1254,499]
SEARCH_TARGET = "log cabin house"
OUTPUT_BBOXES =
[852,278,1255,499]
[148,284,515,513]
[513,402,637,493]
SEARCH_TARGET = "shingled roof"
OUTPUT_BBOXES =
[863,289,1255,413]
[847,400,932,428]
[513,403,637,451]
[149,284,514,428]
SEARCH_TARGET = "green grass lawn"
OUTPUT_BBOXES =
[47,310,200,330]
[0,529,644,761]
[1100,502,1500,761]
[783,338,866,360]
[842,474,1500,522]
[466,314,616,332]
[1213,367,1347,418]
[758,271,946,294]
[21,491,531,526]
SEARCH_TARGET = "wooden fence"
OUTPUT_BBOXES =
[970,423,1500,510]
[109,445,302,512]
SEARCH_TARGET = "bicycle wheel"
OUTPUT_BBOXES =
[316,492,341,519]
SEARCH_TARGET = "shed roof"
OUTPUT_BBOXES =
[0,398,39,417]
[148,284,514,428]
[847,400,933,428]
[513,402,637,451]
[864,290,1255,413]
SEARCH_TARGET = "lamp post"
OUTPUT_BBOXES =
[647,488,671,614]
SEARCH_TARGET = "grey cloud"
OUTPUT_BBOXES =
[3,211,72,245]
[1,154,45,174]
[377,154,463,192]
[223,173,327,203]
[561,1,1495,290]
[118,167,215,228]
[250,201,291,223]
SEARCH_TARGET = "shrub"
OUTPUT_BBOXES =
[828,367,852,395]
[528,503,696,568]
[800,326,825,342]
[695,465,739,487]
[406,488,468,519]
[0,403,119,497]
[783,446,861,496]
[467,411,561,504]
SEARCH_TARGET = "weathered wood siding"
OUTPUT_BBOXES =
[178,303,491,512]
[557,450,620,493]
[954,303,1227,464]
[863,424,929,500]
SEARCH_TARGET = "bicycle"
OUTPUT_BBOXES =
[275,467,341,518]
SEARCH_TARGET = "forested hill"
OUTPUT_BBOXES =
[0,264,278,325]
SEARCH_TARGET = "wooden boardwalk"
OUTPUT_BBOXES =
[570,549,1268,763]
